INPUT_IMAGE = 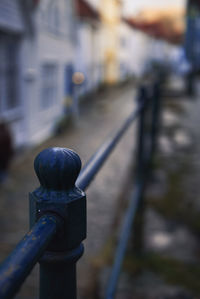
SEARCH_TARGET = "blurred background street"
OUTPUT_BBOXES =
[1,0,200,298]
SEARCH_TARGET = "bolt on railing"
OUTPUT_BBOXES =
[0,75,162,299]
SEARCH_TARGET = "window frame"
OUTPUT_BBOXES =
[0,32,22,120]
[40,63,58,110]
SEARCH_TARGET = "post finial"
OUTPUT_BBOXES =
[34,147,81,191]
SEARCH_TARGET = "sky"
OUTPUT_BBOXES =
[87,0,186,16]
[122,0,186,16]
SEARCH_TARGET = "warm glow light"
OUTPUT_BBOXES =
[72,72,85,85]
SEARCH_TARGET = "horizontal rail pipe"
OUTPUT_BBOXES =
[76,101,146,191]
[105,181,145,299]
[0,215,59,299]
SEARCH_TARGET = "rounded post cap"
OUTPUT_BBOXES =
[34,147,81,191]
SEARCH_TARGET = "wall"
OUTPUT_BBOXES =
[74,18,103,98]
[21,0,77,146]
[100,0,121,84]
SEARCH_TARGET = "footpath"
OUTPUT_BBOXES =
[97,76,200,299]
[0,81,137,299]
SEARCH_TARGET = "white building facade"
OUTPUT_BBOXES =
[0,0,27,147]
[74,0,103,99]
[0,0,77,148]
[119,21,154,80]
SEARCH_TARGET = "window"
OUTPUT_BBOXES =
[120,37,127,48]
[47,1,60,34]
[0,33,20,114]
[65,0,76,42]
[41,64,58,109]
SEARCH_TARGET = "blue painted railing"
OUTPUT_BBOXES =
[0,76,161,299]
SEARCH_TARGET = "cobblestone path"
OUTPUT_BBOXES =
[98,77,200,299]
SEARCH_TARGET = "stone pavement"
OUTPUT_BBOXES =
[0,82,138,298]
[98,76,200,299]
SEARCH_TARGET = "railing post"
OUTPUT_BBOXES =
[136,85,149,181]
[186,71,195,96]
[132,85,148,254]
[29,147,86,299]
[150,78,161,164]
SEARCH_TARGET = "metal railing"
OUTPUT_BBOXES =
[0,76,162,299]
